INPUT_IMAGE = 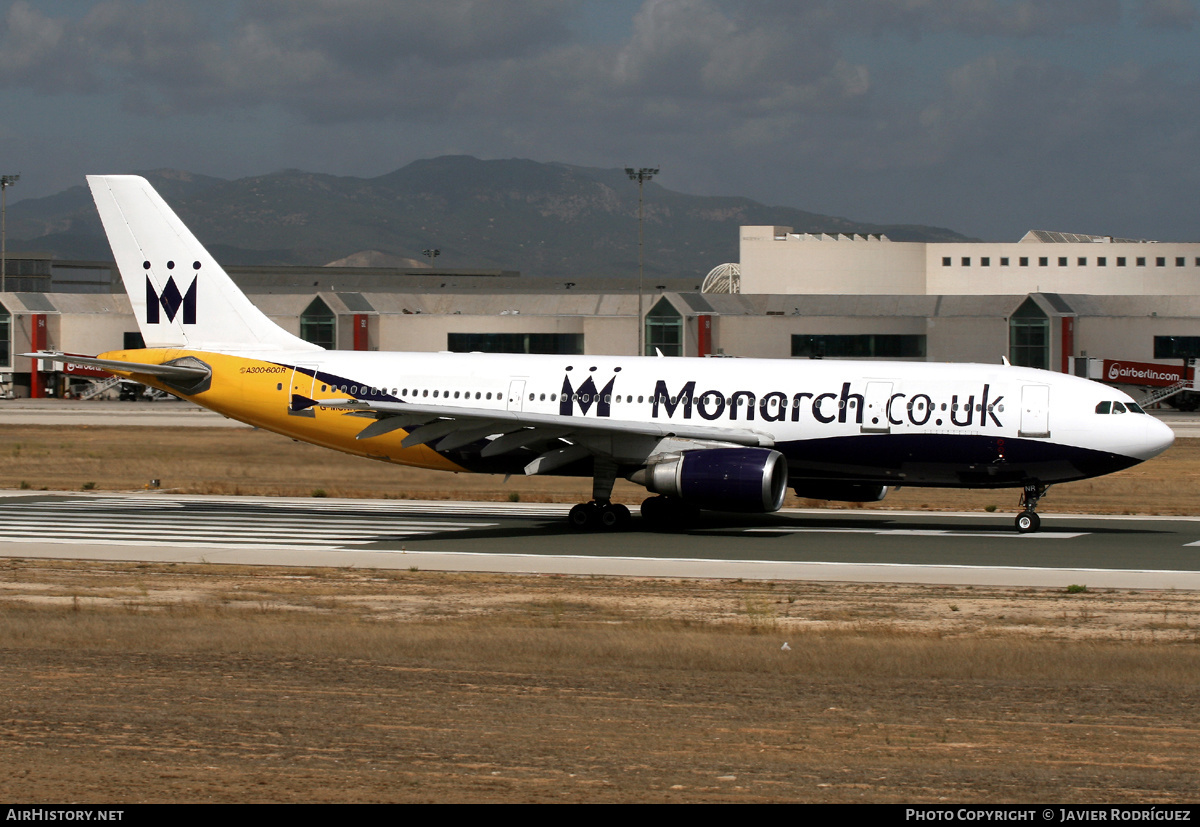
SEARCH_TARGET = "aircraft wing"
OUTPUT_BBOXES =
[308,397,776,474]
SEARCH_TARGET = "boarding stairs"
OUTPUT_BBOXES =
[79,375,121,400]
[1138,380,1189,408]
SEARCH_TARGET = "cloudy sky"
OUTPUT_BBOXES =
[2,0,1199,240]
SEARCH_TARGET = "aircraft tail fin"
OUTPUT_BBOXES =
[87,175,320,353]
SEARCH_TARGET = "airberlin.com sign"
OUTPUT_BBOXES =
[1103,360,1193,388]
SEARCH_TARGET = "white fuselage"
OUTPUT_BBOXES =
[233,347,1174,489]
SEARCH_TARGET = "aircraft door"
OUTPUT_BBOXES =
[861,381,893,433]
[507,379,526,412]
[1018,384,1050,438]
[288,363,320,418]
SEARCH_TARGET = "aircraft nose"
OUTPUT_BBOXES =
[1133,416,1175,460]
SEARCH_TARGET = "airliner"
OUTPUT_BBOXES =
[31,176,1175,532]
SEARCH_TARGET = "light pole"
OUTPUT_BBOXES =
[423,248,440,265]
[625,167,657,356]
[1,174,18,294]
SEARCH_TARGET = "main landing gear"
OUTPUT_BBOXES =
[567,458,632,531]
[1015,483,1049,533]
[568,501,632,531]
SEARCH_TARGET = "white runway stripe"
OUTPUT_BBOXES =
[0,496,508,550]
[12,497,567,518]
[743,527,1087,539]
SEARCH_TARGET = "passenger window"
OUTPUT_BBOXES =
[1095,402,1111,414]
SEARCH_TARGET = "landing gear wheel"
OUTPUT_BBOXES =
[1015,482,1049,534]
[599,503,631,530]
[568,501,631,532]
[568,503,597,531]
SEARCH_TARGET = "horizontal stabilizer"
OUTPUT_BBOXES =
[25,352,210,382]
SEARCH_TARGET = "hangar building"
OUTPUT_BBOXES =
[2,224,1198,406]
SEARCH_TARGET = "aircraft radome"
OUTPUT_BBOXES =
[30,176,1175,533]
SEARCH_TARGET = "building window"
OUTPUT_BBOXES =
[1156,257,1166,267]
[1097,257,1107,266]
[1137,257,1146,266]
[980,257,990,267]
[792,334,926,359]
[0,301,9,368]
[447,332,583,354]
[1154,336,1200,359]
[1118,257,1127,266]
[1058,257,1068,267]
[1177,257,1186,267]
[1019,257,1029,267]
[1000,257,1009,266]
[961,257,971,266]
[1039,257,1048,266]
[300,297,336,350]
[1077,257,1087,266]
[942,257,951,266]
[1009,297,1049,370]
[645,297,683,357]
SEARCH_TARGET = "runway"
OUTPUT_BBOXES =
[3,491,1199,589]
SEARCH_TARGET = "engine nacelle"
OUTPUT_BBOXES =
[791,482,888,502]
[640,447,789,513]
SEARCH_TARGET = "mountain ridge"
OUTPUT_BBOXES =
[6,156,971,278]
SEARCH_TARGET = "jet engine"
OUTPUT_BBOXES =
[636,447,789,513]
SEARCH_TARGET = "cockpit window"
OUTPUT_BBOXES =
[1096,400,1147,414]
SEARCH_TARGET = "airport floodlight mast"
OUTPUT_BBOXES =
[423,248,440,264]
[626,167,658,356]
[1,174,18,293]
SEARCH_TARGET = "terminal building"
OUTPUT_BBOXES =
[2,225,1199,407]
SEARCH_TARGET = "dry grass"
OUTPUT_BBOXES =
[2,561,1200,802]
[0,424,1196,513]
[5,604,1200,684]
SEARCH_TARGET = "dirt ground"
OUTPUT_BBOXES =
[0,426,1198,803]
[1,560,1199,804]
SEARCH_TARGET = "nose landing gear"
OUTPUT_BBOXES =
[1015,483,1049,533]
